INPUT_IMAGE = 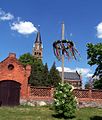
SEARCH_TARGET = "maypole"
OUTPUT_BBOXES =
[61,22,65,84]
[53,22,80,84]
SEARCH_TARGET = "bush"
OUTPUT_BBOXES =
[53,83,77,118]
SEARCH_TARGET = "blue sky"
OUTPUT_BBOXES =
[0,0,102,85]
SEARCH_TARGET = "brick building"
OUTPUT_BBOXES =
[60,71,82,89]
[0,53,31,106]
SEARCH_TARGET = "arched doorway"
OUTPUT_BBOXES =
[0,80,21,106]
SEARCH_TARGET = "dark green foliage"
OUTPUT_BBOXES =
[19,53,34,67]
[93,79,102,89]
[53,83,77,118]
[87,43,102,89]
[87,43,102,78]
[29,62,61,87]
[42,63,49,86]
[19,53,61,87]
[49,62,61,87]
[29,59,44,86]
[19,53,44,86]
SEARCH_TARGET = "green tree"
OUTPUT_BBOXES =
[54,83,77,118]
[85,81,90,89]
[87,43,102,89]
[19,53,34,67]
[93,79,102,89]
[19,53,45,86]
[87,43,102,78]
[42,63,50,86]
[29,59,44,86]
[49,62,61,87]
[19,53,61,87]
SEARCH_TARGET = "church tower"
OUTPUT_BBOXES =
[32,31,43,60]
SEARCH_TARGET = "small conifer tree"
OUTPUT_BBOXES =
[42,63,49,86]
[49,62,61,87]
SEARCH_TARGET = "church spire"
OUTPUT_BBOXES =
[32,30,43,60]
[35,31,42,44]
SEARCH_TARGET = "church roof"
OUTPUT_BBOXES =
[59,71,81,80]
[35,31,42,43]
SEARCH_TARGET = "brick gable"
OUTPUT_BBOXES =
[0,53,31,99]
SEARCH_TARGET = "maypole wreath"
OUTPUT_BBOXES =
[53,39,80,61]
[53,22,80,84]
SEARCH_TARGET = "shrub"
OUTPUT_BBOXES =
[53,83,77,118]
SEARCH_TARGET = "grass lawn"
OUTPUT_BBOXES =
[0,106,102,120]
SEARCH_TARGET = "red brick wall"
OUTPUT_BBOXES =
[27,87,102,104]
[0,53,31,99]
[28,86,54,101]
[73,89,102,104]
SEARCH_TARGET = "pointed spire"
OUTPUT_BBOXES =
[32,27,43,60]
[35,31,42,44]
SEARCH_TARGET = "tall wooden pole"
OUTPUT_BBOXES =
[61,22,65,84]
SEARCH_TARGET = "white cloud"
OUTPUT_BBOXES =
[86,73,93,78]
[0,8,37,36]
[10,21,38,35]
[57,67,92,77]
[0,9,14,21]
[96,22,102,38]
[75,68,91,76]
[57,67,75,72]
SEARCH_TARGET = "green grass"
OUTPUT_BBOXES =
[0,106,102,120]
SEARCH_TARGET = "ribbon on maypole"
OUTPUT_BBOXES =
[53,22,80,84]
[53,40,80,61]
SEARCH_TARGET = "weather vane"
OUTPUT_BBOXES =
[53,22,80,83]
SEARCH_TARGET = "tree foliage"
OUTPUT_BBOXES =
[53,83,77,118]
[19,53,61,87]
[42,63,49,86]
[49,62,61,87]
[93,79,102,89]
[19,53,34,67]
[87,43,102,78]
[29,59,44,86]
